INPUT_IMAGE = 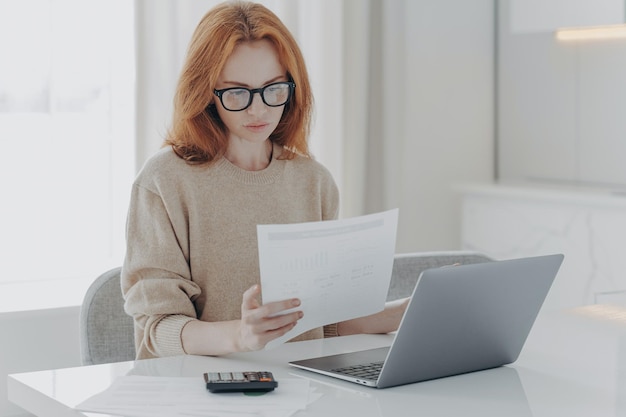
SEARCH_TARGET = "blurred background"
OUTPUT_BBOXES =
[2,1,626,416]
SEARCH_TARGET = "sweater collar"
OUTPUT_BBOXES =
[214,143,283,185]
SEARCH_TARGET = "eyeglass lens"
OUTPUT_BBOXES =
[218,82,292,111]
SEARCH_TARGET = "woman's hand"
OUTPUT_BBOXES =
[237,284,303,351]
[337,297,410,336]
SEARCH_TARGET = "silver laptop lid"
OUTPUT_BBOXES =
[376,254,563,388]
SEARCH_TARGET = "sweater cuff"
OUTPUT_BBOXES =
[153,314,196,357]
[323,323,339,338]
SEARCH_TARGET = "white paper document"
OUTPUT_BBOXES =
[257,209,399,349]
[75,376,319,417]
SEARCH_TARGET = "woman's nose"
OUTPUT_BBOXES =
[246,91,267,114]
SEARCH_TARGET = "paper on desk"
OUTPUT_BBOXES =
[75,376,319,417]
[258,209,398,349]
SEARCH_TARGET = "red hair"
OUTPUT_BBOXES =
[165,1,313,164]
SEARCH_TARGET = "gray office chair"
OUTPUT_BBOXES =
[79,252,491,365]
[79,267,136,365]
[386,251,492,301]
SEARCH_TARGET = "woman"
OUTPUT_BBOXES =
[122,1,408,360]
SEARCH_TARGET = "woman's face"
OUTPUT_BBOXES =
[214,39,288,146]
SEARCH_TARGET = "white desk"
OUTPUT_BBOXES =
[8,306,626,417]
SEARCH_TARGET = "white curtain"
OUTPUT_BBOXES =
[134,0,495,252]
[134,0,208,171]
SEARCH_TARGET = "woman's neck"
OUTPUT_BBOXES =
[224,140,273,171]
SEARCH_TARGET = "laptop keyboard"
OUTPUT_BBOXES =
[331,361,384,380]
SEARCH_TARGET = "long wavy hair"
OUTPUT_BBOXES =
[164,1,314,164]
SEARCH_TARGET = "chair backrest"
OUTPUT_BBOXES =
[387,251,492,301]
[79,267,136,365]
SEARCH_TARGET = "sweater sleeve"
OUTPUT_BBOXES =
[321,166,340,221]
[321,166,340,337]
[121,182,200,359]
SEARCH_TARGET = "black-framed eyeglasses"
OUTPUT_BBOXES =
[213,81,295,112]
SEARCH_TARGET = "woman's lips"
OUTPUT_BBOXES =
[245,122,269,133]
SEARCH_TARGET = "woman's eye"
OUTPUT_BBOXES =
[229,89,247,97]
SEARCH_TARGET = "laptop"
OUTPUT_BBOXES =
[289,253,564,388]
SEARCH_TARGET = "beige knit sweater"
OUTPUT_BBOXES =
[121,144,340,359]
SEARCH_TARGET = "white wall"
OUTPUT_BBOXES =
[392,0,494,252]
[1,308,81,417]
[498,0,626,188]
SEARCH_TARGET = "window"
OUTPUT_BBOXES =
[0,1,134,295]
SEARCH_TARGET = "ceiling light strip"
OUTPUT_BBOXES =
[556,24,626,41]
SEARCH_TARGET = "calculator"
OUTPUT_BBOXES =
[203,371,278,393]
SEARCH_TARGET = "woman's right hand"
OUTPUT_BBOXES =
[237,284,303,351]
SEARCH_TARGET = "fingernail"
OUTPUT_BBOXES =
[292,299,301,307]
[298,311,304,319]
